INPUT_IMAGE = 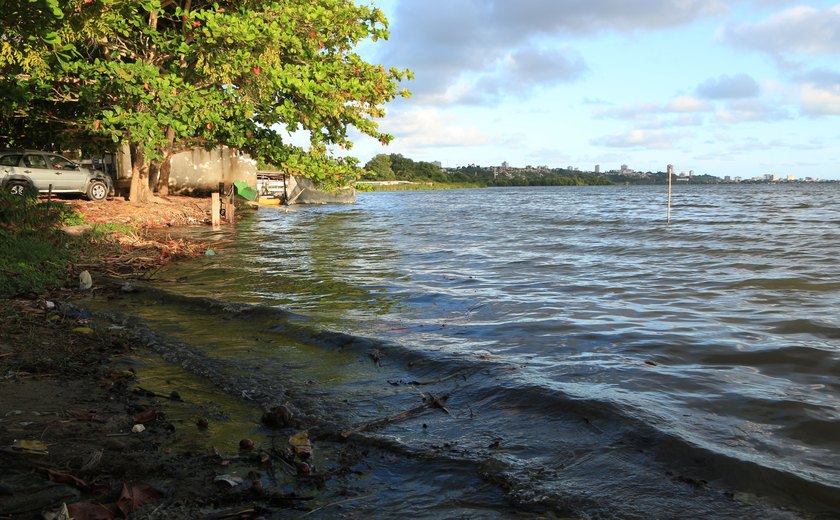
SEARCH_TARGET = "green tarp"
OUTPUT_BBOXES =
[232,180,258,201]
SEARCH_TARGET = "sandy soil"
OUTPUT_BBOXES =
[66,196,212,229]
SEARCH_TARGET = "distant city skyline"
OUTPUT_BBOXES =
[327,0,840,180]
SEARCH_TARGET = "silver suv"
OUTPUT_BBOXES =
[0,149,112,201]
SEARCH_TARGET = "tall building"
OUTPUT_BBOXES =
[594,164,600,173]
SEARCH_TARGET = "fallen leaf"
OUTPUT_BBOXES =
[116,482,161,515]
[47,469,88,489]
[11,439,49,455]
[132,408,157,424]
[288,431,310,447]
[72,327,95,334]
[66,501,118,520]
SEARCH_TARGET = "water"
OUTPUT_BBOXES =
[92,184,840,518]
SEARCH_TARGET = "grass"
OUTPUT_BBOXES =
[0,193,103,297]
[360,181,485,192]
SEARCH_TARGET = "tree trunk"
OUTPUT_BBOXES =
[128,145,151,203]
[157,152,173,196]
[149,159,160,194]
[157,126,175,196]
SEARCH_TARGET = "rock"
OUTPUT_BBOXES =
[239,438,254,450]
[261,405,293,428]
[78,271,93,291]
[131,424,145,433]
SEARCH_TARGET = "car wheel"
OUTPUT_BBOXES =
[8,181,31,197]
[87,180,108,201]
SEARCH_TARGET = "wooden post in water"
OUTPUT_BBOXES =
[666,164,673,224]
[227,187,235,222]
[211,192,221,227]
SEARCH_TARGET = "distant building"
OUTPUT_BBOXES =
[501,161,509,169]
[764,173,779,182]
[432,161,442,168]
[594,164,600,173]
[734,176,742,182]
[724,176,732,182]
[787,174,795,182]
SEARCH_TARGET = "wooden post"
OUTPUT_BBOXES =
[227,189,235,222]
[211,192,220,227]
[47,184,52,202]
[666,164,673,225]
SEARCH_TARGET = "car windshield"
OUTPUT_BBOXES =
[0,154,21,166]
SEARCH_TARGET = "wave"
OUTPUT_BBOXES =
[75,288,840,518]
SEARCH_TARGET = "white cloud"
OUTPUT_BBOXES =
[595,96,711,120]
[715,99,791,122]
[382,109,491,147]
[801,83,840,115]
[461,46,588,104]
[666,96,713,112]
[380,0,734,105]
[720,5,840,55]
[593,129,688,149]
[696,73,760,99]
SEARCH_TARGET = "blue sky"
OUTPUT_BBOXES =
[341,1,840,179]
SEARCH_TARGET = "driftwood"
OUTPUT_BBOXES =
[203,505,267,520]
[341,393,450,438]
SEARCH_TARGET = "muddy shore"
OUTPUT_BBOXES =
[0,197,324,519]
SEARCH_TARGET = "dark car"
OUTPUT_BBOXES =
[0,149,112,201]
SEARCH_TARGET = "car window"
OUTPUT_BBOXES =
[23,154,48,168]
[0,154,22,166]
[46,154,77,170]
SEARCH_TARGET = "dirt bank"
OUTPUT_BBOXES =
[0,197,314,519]
[67,196,212,229]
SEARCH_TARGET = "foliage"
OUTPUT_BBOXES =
[360,155,613,188]
[1,0,411,200]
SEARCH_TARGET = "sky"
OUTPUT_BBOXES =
[338,0,840,179]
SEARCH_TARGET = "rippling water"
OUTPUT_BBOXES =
[98,184,840,518]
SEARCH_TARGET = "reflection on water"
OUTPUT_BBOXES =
[100,184,840,518]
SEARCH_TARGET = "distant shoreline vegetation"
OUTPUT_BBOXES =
[359,154,835,190]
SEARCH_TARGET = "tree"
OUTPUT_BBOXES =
[0,0,411,202]
[363,153,394,180]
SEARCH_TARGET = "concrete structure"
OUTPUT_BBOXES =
[594,164,600,174]
[168,147,257,194]
[113,144,257,195]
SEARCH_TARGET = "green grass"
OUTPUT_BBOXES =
[0,193,79,296]
[360,181,485,192]
[0,229,71,296]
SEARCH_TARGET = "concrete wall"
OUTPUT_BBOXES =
[169,147,257,194]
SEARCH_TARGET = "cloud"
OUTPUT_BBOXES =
[719,5,840,55]
[593,129,688,149]
[463,46,587,103]
[696,73,760,99]
[382,108,491,147]
[380,0,733,104]
[800,83,840,115]
[715,99,790,122]
[595,95,712,120]
[640,114,705,129]
[795,67,840,88]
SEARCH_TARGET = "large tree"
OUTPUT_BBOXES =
[0,0,410,202]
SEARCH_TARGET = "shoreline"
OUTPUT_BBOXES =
[0,196,309,518]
